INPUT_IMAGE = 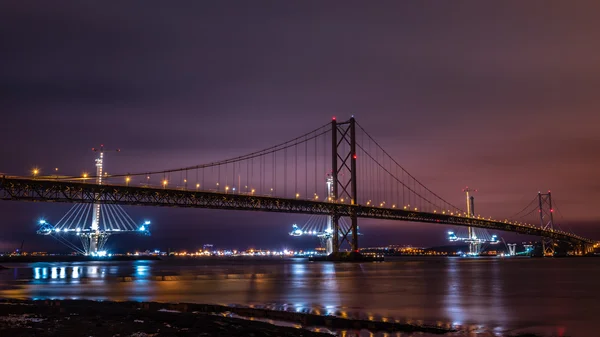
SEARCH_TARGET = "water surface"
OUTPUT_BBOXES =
[0,256,597,336]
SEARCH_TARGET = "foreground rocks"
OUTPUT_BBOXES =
[0,300,544,336]
[0,299,454,336]
[0,300,331,337]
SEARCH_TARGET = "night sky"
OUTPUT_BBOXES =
[1,2,599,252]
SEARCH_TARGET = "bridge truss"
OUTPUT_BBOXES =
[0,177,593,248]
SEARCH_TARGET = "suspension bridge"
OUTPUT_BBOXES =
[0,117,595,256]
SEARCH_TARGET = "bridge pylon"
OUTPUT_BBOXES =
[538,191,555,257]
[507,243,517,256]
[463,187,480,255]
[330,117,358,253]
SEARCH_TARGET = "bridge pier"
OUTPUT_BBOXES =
[351,211,358,252]
[332,213,340,254]
[507,243,516,256]
[584,243,595,255]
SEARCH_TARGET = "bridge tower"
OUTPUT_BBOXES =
[83,145,120,255]
[507,243,517,256]
[463,187,480,255]
[330,117,358,253]
[538,191,555,256]
[87,146,106,255]
[324,175,334,255]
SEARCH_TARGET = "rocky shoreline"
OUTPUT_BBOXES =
[0,300,331,337]
[0,299,455,336]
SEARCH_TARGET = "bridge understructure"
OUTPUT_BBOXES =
[0,117,596,255]
[0,177,594,252]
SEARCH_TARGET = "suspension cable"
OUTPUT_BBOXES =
[356,121,463,212]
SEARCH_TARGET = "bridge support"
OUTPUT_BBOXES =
[538,191,555,257]
[330,117,358,254]
[81,232,109,256]
[586,243,596,255]
[463,188,480,255]
[88,147,105,256]
[507,243,516,256]
[332,213,340,253]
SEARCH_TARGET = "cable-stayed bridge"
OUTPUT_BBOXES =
[0,118,595,256]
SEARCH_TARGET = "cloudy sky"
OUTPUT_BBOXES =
[1,1,599,252]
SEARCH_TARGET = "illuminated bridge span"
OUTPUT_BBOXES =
[0,118,595,254]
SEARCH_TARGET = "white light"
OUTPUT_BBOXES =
[76,228,81,232]
[139,226,145,231]
[39,220,46,225]
[144,220,151,225]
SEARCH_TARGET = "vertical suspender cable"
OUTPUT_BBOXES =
[305,135,308,199]
[314,131,317,197]
[284,147,287,197]
[295,143,298,197]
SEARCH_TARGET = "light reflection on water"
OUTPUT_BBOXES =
[0,257,598,336]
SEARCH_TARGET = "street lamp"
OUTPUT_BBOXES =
[32,168,39,177]
[225,186,229,194]
[196,183,200,191]
[162,179,168,189]
[125,176,131,186]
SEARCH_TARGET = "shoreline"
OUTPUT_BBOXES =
[0,299,455,336]
[0,255,161,263]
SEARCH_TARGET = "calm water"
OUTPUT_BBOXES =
[0,257,598,337]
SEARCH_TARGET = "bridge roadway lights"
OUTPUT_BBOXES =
[0,177,595,248]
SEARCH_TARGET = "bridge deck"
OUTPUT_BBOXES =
[0,177,593,246]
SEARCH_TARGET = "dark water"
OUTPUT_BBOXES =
[0,256,597,337]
